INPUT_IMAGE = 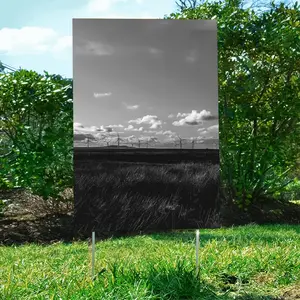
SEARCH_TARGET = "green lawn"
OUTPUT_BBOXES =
[1,224,299,299]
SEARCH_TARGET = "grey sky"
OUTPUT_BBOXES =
[73,19,219,147]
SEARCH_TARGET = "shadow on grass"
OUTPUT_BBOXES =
[93,261,281,300]
[147,225,300,246]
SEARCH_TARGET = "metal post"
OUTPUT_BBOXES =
[91,231,95,280]
[195,229,200,277]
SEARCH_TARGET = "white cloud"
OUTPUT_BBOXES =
[109,131,124,136]
[177,112,188,117]
[204,124,219,139]
[144,130,157,134]
[148,47,163,55]
[196,136,204,140]
[163,130,176,136]
[197,125,219,139]
[124,125,143,131]
[150,123,161,129]
[86,0,126,13]
[199,130,208,135]
[168,114,175,118]
[186,56,196,63]
[124,135,137,141]
[74,123,112,134]
[129,115,162,129]
[74,122,84,129]
[155,130,176,136]
[52,35,72,53]
[94,92,112,98]
[102,126,113,132]
[76,40,114,56]
[148,136,159,143]
[204,136,216,140]
[106,124,124,128]
[123,103,139,110]
[0,27,71,56]
[97,12,156,18]
[185,50,198,63]
[74,123,106,142]
[207,124,219,132]
[72,0,156,20]
[74,132,97,141]
[138,135,158,143]
[197,128,206,132]
[84,0,147,16]
[173,110,217,126]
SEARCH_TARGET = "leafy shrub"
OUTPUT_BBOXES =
[0,70,73,200]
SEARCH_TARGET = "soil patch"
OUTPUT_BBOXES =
[0,188,74,245]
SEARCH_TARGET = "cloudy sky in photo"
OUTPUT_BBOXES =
[74,19,218,147]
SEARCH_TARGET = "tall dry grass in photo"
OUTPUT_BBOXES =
[74,161,220,236]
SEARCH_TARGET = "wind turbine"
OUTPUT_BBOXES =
[111,132,124,148]
[137,137,145,148]
[190,137,203,149]
[124,135,136,148]
[98,133,111,147]
[192,138,196,149]
[85,135,95,147]
[117,132,123,148]
[213,141,219,149]
[147,137,158,148]
[174,135,187,149]
[141,136,158,148]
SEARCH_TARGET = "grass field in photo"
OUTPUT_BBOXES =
[74,148,220,236]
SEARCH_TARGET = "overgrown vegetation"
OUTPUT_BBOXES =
[0,225,299,299]
[74,160,220,236]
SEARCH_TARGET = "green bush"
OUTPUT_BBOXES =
[0,70,73,200]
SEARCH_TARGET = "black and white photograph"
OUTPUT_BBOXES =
[73,19,220,236]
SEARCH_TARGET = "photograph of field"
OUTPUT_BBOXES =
[74,149,220,235]
[73,19,219,236]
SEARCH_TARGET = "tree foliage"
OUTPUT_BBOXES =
[168,0,300,208]
[0,70,73,200]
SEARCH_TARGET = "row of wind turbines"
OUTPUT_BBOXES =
[76,132,218,149]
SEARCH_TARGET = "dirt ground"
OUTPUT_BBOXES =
[0,188,74,245]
